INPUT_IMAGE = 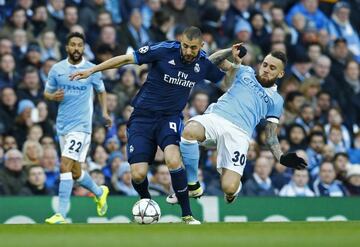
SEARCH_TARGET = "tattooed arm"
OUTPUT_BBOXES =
[265,121,283,161]
[209,44,242,90]
[265,120,308,170]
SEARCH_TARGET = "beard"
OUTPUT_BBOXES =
[69,51,83,63]
[256,74,277,88]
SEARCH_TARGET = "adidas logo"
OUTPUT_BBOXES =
[168,59,176,65]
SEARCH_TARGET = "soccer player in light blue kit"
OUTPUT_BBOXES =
[168,49,308,204]
[44,33,112,224]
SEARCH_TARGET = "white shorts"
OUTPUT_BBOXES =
[189,113,250,175]
[59,132,91,162]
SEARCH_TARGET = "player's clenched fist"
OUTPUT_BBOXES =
[52,89,64,101]
[69,69,92,81]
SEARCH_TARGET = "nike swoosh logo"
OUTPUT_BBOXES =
[233,163,241,166]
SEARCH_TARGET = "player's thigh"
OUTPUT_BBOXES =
[163,144,182,169]
[60,132,91,163]
[156,115,183,151]
[216,128,249,176]
[127,119,157,164]
[188,113,222,146]
[131,162,149,182]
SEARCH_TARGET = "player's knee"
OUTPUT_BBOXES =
[72,170,81,180]
[182,121,203,141]
[131,168,147,183]
[165,156,181,170]
[221,181,240,196]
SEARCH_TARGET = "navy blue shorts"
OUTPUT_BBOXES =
[126,110,184,164]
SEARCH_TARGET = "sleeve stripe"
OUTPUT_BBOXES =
[267,117,279,124]
[266,115,280,119]
[150,42,179,50]
[132,51,139,64]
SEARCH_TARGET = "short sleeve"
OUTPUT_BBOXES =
[266,96,284,124]
[205,61,225,84]
[133,43,165,65]
[45,67,57,93]
[91,71,105,92]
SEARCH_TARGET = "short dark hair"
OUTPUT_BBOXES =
[270,50,287,67]
[308,131,326,143]
[285,91,303,103]
[66,32,85,45]
[182,26,202,40]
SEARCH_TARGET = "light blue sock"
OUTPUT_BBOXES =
[180,137,199,184]
[58,172,73,218]
[77,170,103,198]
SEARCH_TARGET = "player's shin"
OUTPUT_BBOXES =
[58,172,74,217]
[180,137,200,188]
[169,167,192,217]
[77,170,103,197]
[132,177,151,199]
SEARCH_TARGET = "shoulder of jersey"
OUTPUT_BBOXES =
[148,41,181,51]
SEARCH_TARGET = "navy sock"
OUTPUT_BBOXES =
[170,168,192,217]
[132,177,151,199]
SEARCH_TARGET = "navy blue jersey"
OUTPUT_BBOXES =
[132,41,225,114]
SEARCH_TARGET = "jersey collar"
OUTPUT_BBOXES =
[66,57,86,68]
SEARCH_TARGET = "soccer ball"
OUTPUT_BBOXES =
[132,199,161,224]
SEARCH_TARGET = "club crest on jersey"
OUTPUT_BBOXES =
[138,46,149,54]
[129,145,134,153]
[194,63,200,73]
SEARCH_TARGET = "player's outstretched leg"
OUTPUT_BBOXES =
[76,169,109,216]
[165,145,200,224]
[45,172,73,224]
[46,157,75,224]
[221,168,242,204]
[131,163,151,199]
[166,121,205,205]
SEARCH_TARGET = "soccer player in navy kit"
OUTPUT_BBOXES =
[70,27,240,224]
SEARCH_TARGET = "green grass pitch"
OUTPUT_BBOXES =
[1,221,359,247]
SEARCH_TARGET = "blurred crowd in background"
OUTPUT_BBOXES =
[0,0,360,198]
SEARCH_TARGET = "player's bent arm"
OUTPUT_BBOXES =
[264,121,283,162]
[44,91,54,101]
[208,48,233,71]
[89,54,135,74]
[97,91,108,115]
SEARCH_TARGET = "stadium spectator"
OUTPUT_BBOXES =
[56,5,78,45]
[40,146,59,192]
[299,77,321,106]
[2,135,18,152]
[315,91,332,124]
[311,55,338,100]
[333,152,350,183]
[149,164,173,196]
[306,131,326,178]
[148,10,173,43]
[0,87,18,134]
[345,165,360,196]
[22,140,43,166]
[327,2,360,62]
[78,0,107,33]
[324,107,351,150]
[348,131,360,164]
[141,0,162,29]
[241,157,276,196]
[90,169,106,187]
[27,124,43,142]
[163,0,200,28]
[0,53,20,89]
[285,0,328,31]
[88,145,108,172]
[287,123,307,152]
[16,66,43,103]
[38,30,61,62]
[19,164,53,196]
[0,149,26,195]
[294,103,315,134]
[189,91,210,117]
[0,7,34,41]
[329,38,353,82]
[312,161,347,197]
[283,91,305,125]
[279,169,314,197]
[336,60,360,125]
[31,4,56,38]
[327,125,347,153]
[321,144,335,163]
[112,162,138,196]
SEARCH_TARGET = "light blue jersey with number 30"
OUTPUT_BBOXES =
[208,65,284,137]
[45,58,105,135]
